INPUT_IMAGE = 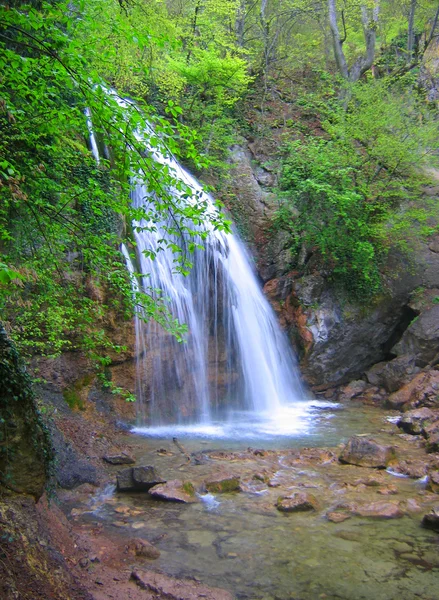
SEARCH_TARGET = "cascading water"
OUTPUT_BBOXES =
[127,157,307,427]
[86,98,320,440]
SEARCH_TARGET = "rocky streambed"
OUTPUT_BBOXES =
[56,401,439,600]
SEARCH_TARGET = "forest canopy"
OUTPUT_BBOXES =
[0,0,438,363]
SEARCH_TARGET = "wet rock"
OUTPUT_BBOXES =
[353,474,385,487]
[353,501,403,519]
[131,569,233,600]
[426,471,439,493]
[397,408,437,435]
[339,436,395,468]
[127,538,160,560]
[392,305,439,366]
[149,480,197,503]
[365,355,419,393]
[205,474,240,494]
[403,498,423,513]
[391,460,427,479]
[388,370,439,410]
[276,492,318,512]
[421,508,439,532]
[116,466,165,492]
[103,452,135,465]
[377,484,398,495]
[327,511,351,523]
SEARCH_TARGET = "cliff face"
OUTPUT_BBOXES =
[224,140,439,391]
[0,325,50,499]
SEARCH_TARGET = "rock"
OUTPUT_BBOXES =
[426,471,439,493]
[338,380,367,400]
[0,327,51,499]
[276,492,318,512]
[365,355,419,393]
[421,508,439,532]
[149,480,197,503]
[397,408,437,435]
[103,452,135,465]
[426,431,439,453]
[354,502,403,519]
[327,511,351,523]
[205,474,240,494]
[116,466,165,492]
[50,426,98,490]
[403,498,422,513]
[377,484,398,495]
[388,370,439,410]
[391,460,427,479]
[131,569,233,600]
[392,306,439,366]
[127,538,160,560]
[339,436,395,468]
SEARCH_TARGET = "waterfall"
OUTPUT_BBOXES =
[128,158,306,426]
[86,98,308,433]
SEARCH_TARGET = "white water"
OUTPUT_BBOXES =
[86,97,308,431]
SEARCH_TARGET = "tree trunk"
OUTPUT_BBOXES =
[328,0,380,82]
[407,0,417,63]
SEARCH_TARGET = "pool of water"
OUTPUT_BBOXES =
[132,399,387,451]
[73,402,439,600]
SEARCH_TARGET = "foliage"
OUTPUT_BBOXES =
[278,79,438,300]
[0,0,231,361]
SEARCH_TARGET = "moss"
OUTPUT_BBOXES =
[62,389,85,411]
[205,476,240,494]
[0,324,52,499]
[182,481,196,496]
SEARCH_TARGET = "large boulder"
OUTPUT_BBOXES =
[365,355,419,393]
[117,466,165,492]
[392,305,439,366]
[388,370,439,410]
[339,436,395,468]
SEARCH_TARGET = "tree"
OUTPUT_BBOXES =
[328,0,380,82]
[0,0,230,360]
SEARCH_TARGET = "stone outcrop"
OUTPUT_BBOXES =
[392,305,439,366]
[339,436,395,468]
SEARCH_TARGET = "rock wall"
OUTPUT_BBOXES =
[0,325,50,499]
[225,141,439,388]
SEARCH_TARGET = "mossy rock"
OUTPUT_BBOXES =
[205,475,240,494]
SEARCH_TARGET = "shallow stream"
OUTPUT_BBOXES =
[71,402,439,600]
